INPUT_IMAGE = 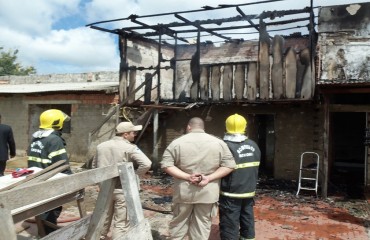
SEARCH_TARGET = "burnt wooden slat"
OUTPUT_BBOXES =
[258,21,270,100]
[296,52,305,98]
[200,66,209,100]
[300,48,312,99]
[271,35,284,99]
[234,64,245,100]
[190,50,200,100]
[285,47,297,98]
[247,62,257,100]
[211,66,221,101]
[222,65,233,101]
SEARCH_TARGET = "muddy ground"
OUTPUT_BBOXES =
[7,160,370,239]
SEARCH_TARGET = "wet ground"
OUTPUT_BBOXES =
[5,158,370,240]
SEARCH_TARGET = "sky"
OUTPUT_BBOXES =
[0,0,368,75]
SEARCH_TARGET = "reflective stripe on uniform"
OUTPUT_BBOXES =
[28,156,52,164]
[48,148,66,159]
[235,161,260,169]
[220,191,255,198]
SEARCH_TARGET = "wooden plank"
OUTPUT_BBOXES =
[296,52,305,98]
[15,165,70,189]
[0,160,66,192]
[284,47,297,99]
[128,70,137,103]
[190,50,200,100]
[144,73,153,104]
[118,163,144,226]
[234,64,245,100]
[0,164,118,211]
[299,48,312,99]
[211,66,221,101]
[42,215,92,240]
[12,192,81,223]
[199,66,209,100]
[258,22,270,100]
[247,62,257,100]
[84,178,117,240]
[271,35,284,99]
[116,219,153,240]
[119,36,128,101]
[0,207,17,240]
[222,65,233,101]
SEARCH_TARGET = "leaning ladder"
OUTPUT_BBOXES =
[296,152,320,196]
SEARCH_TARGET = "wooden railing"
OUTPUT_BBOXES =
[0,163,153,240]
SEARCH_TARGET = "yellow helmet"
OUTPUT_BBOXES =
[225,114,247,134]
[39,109,70,130]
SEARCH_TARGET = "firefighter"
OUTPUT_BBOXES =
[219,114,261,240]
[28,109,72,235]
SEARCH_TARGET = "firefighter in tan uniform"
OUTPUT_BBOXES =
[161,117,236,240]
[93,121,152,239]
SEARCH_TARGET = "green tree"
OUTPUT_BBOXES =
[0,47,36,76]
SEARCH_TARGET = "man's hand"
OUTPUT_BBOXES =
[189,173,202,185]
[189,174,210,187]
[198,175,210,187]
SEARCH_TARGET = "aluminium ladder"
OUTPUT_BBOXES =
[296,152,319,196]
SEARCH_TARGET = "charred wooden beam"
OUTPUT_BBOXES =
[236,7,260,33]
[130,19,188,43]
[86,0,284,27]
[175,14,233,41]
[259,8,310,20]
[173,16,310,34]
[88,25,119,34]
[121,65,172,71]
[120,15,256,32]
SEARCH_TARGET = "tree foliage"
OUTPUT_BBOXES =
[0,47,36,76]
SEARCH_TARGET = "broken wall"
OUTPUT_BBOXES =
[124,36,312,102]
[318,2,370,81]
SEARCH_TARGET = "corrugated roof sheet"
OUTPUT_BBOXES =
[0,82,119,93]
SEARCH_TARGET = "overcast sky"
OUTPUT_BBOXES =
[0,0,368,75]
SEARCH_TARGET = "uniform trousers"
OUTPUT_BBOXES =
[170,202,218,240]
[39,206,62,235]
[219,196,255,240]
[0,160,6,176]
[100,190,129,240]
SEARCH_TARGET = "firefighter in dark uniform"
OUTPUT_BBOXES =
[28,109,72,235]
[219,114,261,240]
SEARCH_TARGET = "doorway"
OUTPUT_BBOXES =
[246,114,275,176]
[330,112,365,197]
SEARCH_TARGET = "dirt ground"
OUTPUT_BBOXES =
[6,159,370,240]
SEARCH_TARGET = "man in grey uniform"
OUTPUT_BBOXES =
[161,117,236,240]
[94,121,152,239]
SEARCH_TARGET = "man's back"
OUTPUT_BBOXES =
[166,129,228,174]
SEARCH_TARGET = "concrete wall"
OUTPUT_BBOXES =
[0,93,118,163]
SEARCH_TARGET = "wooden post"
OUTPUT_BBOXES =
[153,109,159,173]
[119,35,128,103]
[84,178,117,240]
[117,163,144,225]
[322,95,330,198]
